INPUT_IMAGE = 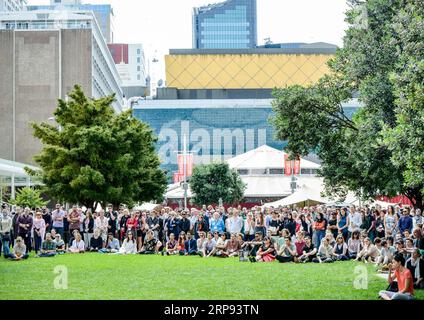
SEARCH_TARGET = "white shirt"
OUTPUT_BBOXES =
[71,239,85,251]
[226,216,243,234]
[348,212,362,232]
[119,239,137,254]
[95,216,109,233]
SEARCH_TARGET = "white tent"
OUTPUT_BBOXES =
[133,202,160,211]
[262,186,327,208]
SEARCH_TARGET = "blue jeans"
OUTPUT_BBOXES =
[1,234,10,257]
[316,230,326,248]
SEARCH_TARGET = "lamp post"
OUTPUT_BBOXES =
[290,159,297,194]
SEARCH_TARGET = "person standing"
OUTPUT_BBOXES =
[83,210,94,249]
[68,205,81,236]
[0,210,12,257]
[398,208,413,235]
[106,204,118,238]
[32,212,46,254]
[51,204,65,238]
[17,207,33,253]
[42,207,52,233]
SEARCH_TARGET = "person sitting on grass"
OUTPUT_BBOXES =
[275,237,297,263]
[376,240,394,272]
[347,230,362,259]
[313,237,335,263]
[298,236,317,263]
[202,232,216,258]
[68,232,85,253]
[177,231,186,255]
[139,230,161,254]
[5,236,29,260]
[163,233,178,255]
[38,233,56,257]
[53,234,65,254]
[117,231,137,254]
[226,233,241,257]
[88,229,104,252]
[210,232,229,258]
[183,232,197,255]
[379,254,414,300]
[406,249,424,289]
[253,236,275,262]
[276,229,290,252]
[333,234,349,261]
[294,231,306,258]
[356,237,378,263]
[196,232,207,256]
[404,238,415,260]
[242,232,263,258]
[99,232,120,253]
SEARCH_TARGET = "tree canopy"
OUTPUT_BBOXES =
[30,85,167,210]
[10,187,48,209]
[271,0,424,208]
[190,163,246,206]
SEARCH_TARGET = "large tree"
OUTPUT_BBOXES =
[29,85,167,210]
[190,163,246,206]
[271,0,424,208]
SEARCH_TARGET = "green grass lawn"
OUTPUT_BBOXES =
[0,253,422,300]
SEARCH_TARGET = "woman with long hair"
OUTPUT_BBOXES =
[254,237,275,262]
[384,206,397,236]
[347,230,362,259]
[83,209,94,250]
[313,212,327,248]
[117,230,137,254]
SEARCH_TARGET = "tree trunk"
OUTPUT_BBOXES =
[405,187,424,211]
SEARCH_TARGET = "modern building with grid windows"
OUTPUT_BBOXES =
[192,0,257,49]
[0,0,26,12]
[26,0,115,43]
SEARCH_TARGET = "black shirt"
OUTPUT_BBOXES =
[90,236,103,249]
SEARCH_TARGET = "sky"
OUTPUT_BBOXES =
[26,0,350,82]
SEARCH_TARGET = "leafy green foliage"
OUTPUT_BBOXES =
[271,0,424,207]
[9,187,48,209]
[190,163,246,206]
[29,85,167,210]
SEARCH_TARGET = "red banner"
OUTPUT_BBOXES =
[177,154,185,175]
[294,157,301,175]
[177,154,194,177]
[173,172,184,184]
[284,154,292,175]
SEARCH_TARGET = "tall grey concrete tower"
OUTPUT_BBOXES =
[192,0,257,49]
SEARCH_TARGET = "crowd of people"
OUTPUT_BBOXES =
[0,202,423,300]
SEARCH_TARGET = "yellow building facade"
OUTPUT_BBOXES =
[165,49,335,90]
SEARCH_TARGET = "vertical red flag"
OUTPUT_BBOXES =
[177,154,184,175]
[294,157,301,175]
[284,154,292,175]
[186,154,194,176]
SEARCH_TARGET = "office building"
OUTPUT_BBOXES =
[0,10,123,164]
[27,0,114,42]
[192,0,257,49]
[0,0,26,12]
[108,43,148,98]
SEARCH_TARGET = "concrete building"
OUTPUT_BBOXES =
[27,0,115,43]
[0,0,26,12]
[0,10,123,165]
[165,44,337,90]
[192,0,257,49]
[108,43,149,98]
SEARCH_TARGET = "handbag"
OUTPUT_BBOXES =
[386,281,398,292]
